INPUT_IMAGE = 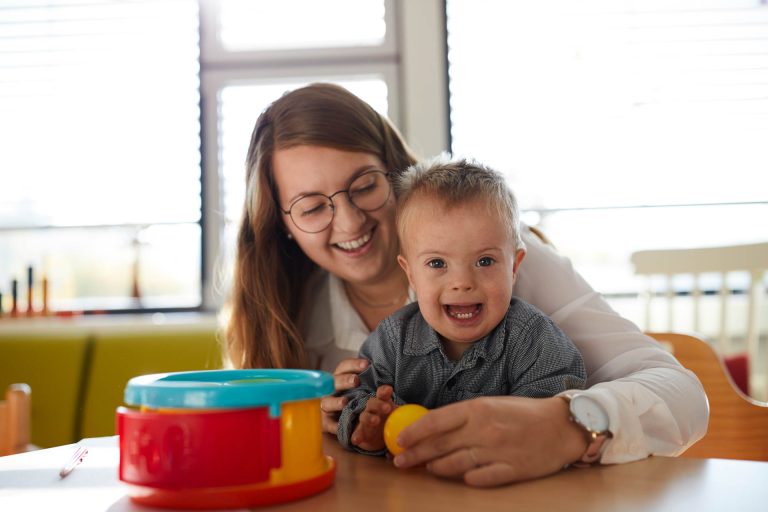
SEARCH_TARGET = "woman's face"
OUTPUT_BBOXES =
[272,145,401,286]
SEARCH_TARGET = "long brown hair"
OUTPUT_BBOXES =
[225,83,418,369]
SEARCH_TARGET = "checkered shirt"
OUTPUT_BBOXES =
[337,298,586,454]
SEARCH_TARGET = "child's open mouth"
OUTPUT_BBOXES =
[444,304,482,320]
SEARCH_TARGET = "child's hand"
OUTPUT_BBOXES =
[351,385,395,451]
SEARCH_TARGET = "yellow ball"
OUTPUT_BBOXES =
[383,404,429,455]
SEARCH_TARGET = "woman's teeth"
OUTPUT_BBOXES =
[336,231,371,251]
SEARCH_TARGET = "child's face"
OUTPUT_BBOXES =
[397,196,525,356]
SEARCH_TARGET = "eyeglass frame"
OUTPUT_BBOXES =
[280,169,392,234]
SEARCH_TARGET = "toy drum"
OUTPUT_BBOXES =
[116,369,335,509]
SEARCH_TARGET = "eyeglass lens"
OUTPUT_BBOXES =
[288,171,390,233]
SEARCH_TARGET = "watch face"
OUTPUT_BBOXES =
[570,395,609,433]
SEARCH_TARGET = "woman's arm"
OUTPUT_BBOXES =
[512,227,708,461]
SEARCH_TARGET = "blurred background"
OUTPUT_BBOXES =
[1,0,766,381]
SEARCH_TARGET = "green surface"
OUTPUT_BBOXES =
[0,328,222,446]
[0,335,90,448]
[79,331,222,438]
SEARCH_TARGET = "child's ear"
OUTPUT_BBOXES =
[512,249,526,277]
[397,255,414,288]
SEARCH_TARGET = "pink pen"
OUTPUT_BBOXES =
[59,446,88,478]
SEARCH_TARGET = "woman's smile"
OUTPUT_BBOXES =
[334,228,374,253]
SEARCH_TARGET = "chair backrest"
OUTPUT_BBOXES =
[80,331,221,439]
[631,242,768,399]
[646,332,768,461]
[0,383,31,456]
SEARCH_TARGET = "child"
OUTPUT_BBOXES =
[337,156,586,454]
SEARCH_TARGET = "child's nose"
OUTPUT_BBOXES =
[450,268,475,291]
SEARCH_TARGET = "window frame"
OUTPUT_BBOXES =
[198,0,399,65]
[200,63,402,308]
[198,0,430,310]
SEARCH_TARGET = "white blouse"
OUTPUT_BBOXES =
[303,226,709,463]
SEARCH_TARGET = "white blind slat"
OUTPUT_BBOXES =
[0,0,201,227]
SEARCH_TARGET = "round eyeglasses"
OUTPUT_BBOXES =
[281,170,392,234]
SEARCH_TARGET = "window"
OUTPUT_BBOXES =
[446,0,768,309]
[0,0,201,314]
[0,0,401,315]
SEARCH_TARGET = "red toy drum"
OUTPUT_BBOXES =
[117,369,335,509]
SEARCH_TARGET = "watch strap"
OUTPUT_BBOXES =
[560,394,612,467]
[572,430,609,468]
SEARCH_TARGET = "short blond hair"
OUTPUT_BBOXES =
[394,154,524,251]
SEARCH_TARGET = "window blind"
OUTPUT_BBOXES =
[0,0,202,312]
[0,0,201,228]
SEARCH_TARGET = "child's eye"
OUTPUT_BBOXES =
[477,257,494,267]
[427,259,445,269]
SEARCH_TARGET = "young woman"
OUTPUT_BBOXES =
[224,83,707,486]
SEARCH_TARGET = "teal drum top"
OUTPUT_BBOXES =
[123,369,335,409]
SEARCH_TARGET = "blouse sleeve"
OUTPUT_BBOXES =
[513,227,709,463]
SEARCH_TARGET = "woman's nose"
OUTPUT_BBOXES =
[331,194,366,232]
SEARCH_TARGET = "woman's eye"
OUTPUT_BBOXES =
[427,259,445,269]
[350,182,376,197]
[477,257,494,267]
[299,203,326,217]
[294,195,329,217]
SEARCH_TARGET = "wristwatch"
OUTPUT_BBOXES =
[560,392,612,467]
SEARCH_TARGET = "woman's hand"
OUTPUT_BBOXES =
[392,396,588,487]
[320,357,370,434]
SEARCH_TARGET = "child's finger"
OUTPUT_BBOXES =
[365,398,392,416]
[351,423,364,446]
[360,410,381,426]
[376,384,394,401]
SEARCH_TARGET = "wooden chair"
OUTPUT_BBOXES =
[631,242,768,398]
[0,383,31,456]
[646,332,768,461]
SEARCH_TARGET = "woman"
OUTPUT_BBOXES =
[224,83,707,486]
